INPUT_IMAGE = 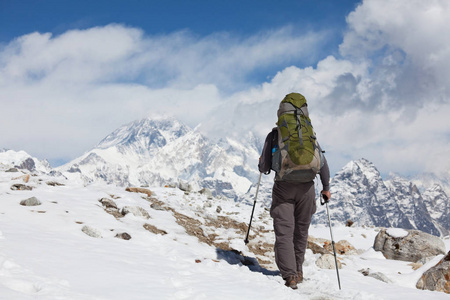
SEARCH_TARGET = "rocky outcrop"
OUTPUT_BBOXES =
[11,184,33,191]
[121,206,150,219]
[125,187,152,197]
[416,251,450,294]
[99,198,122,219]
[373,229,445,262]
[17,158,36,171]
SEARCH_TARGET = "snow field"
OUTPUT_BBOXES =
[0,171,449,299]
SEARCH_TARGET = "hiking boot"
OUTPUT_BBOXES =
[297,273,303,283]
[284,275,298,289]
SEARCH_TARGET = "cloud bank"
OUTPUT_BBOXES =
[1,0,449,177]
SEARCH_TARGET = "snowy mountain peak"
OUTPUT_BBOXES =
[0,149,51,173]
[96,117,190,153]
[58,117,259,196]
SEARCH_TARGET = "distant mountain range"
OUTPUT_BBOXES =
[311,159,449,237]
[1,117,449,237]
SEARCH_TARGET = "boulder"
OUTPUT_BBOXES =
[98,198,118,210]
[115,232,132,240]
[81,225,102,238]
[315,254,342,269]
[374,228,445,262]
[178,181,192,192]
[121,206,150,219]
[325,240,358,255]
[416,251,450,294]
[11,184,33,191]
[20,197,41,206]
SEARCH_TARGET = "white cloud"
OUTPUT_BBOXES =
[0,24,326,164]
[1,0,449,178]
[214,0,450,176]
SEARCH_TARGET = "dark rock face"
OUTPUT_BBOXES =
[373,229,446,262]
[17,158,36,171]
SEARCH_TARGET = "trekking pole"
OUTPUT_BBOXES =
[321,194,342,290]
[244,172,262,244]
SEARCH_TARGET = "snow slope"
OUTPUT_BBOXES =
[1,164,449,299]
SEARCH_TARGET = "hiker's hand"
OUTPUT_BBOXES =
[321,191,331,204]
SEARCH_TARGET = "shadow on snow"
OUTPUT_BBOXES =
[216,248,280,276]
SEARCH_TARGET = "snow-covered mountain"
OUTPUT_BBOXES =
[312,159,449,237]
[3,117,449,237]
[0,149,52,174]
[57,117,261,197]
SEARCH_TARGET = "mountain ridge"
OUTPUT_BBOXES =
[2,117,449,237]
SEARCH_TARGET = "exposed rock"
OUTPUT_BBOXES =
[416,251,450,294]
[346,220,354,227]
[11,184,33,191]
[46,181,65,186]
[330,240,358,255]
[81,225,102,238]
[98,198,118,209]
[125,187,152,197]
[199,188,213,199]
[12,174,30,183]
[143,223,168,235]
[178,181,192,192]
[20,197,41,206]
[150,203,165,211]
[17,158,36,171]
[308,237,357,255]
[315,253,342,269]
[374,229,446,262]
[5,167,19,172]
[98,198,122,218]
[121,206,150,219]
[115,232,132,240]
[216,206,222,214]
[307,237,330,255]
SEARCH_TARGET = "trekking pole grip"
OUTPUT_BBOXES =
[321,193,329,206]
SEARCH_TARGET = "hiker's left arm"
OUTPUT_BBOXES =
[320,156,331,200]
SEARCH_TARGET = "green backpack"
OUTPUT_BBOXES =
[271,93,324,182]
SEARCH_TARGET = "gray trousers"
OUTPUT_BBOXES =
[270,180,316,279]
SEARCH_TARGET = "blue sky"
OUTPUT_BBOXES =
[1,0,449,178]
[1,0,358,40]
[0,0,358,85]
